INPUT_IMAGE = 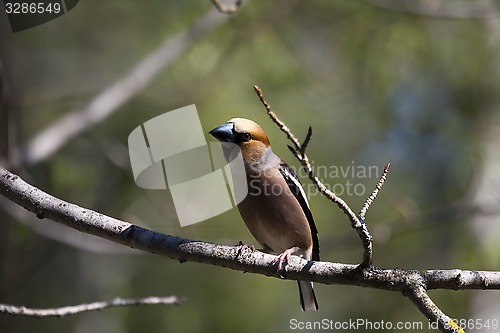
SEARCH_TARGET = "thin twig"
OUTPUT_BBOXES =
[253,85,374,266]
[359,162,391,221]
[253,85,302,149]
[211,0,243,14]
[253,85,359,222]
[300,126,312,155]
[251,87,466,331]
[356,161,390,267]
[0,296,184,318]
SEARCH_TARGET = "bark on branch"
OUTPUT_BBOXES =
[253,86,468,332]
[0,167,498,331]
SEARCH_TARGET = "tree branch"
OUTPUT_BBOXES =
[359,162,390,221]
[253,85,384,268]
[0,296,184,318]
[404,281,465,333]
[0,195,136,254]
[0,167,498,330]
[2,167,499,290]
[251,86,472,332]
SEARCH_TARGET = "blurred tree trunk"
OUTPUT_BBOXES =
[469,112,500,331]
[469,17,500,332]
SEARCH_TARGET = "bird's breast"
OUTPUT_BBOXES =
[237,171,313,256]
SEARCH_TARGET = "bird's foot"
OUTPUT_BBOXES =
[272,247,300,274]
[272,252,290,272]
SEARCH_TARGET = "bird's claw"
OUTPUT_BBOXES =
[271,247,301,277]
[272,251,292,278]
[272,252,290,271]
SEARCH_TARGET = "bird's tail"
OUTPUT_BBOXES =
[297,280,318,311]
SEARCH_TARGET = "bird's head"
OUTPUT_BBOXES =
[209,118,271,163]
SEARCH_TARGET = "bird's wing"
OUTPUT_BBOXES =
[279,162,320,261]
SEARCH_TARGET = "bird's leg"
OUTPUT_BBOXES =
[272,246,300,272]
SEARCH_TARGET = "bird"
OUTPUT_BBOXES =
[209,118,320,311]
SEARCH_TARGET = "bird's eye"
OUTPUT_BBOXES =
[240,132,252,142]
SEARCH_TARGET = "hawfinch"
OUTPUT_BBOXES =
[209,118,320,311]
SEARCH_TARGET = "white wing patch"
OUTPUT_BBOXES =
[280,164,310,208]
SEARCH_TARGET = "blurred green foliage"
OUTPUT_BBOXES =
[1,0,500,332]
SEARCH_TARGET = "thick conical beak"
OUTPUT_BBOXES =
[209,122,236,143]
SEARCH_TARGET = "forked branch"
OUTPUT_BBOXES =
[0,167,496,332]
[253,85,390,268]
[252,86,464,333]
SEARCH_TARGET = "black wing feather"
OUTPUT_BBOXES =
[279,162,320,261]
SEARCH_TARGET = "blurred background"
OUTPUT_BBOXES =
[1,0,500,332]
